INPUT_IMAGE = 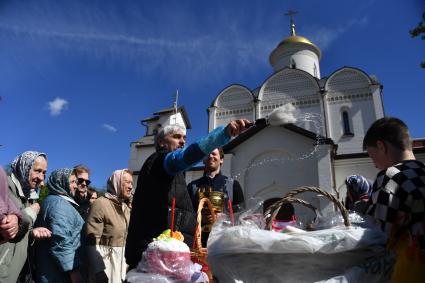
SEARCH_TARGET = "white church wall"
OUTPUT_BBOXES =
[290,50,321,79]
[370,84,385,118]
[257,69,324,134]
[270,47,321,78]
[212,85,255,131]
[314,144,336,213]
[327,95,377,154]
[160,113,186,128]
[129,144,142,172]
[258,69,320,104]
[325,68,380,154]
[129,145,155,185]
[214,104,255,130]
[208,107,217,130]
[294,103,323,135]
[228,127,320,202]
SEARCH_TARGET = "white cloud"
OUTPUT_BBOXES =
[102,123,117,133]
[47,97,68,116]
[306,16,369,50]
[0,21,271,85]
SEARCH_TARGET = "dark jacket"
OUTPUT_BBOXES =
[125,152,196,269]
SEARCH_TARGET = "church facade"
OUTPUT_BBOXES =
[129,21,425,214]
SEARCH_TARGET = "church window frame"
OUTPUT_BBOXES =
[341,108,354,136]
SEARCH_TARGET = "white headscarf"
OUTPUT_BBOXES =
[105,169,129,203]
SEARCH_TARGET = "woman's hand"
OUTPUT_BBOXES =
[0,214,19,240]
[32,227,52,239]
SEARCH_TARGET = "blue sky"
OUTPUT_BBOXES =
[0,0,424,189]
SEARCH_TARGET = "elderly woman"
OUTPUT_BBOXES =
[86,169,132,283]
[35,168,84,283]
[344,175,372,214]
[0,151,50,282]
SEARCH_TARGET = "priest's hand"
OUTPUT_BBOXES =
[226,119,251,137]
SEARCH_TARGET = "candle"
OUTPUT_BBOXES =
[228,199,235,226]
[171,197,176,234]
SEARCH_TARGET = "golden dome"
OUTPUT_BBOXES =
[278,35,317,48]
[275,35,321,59]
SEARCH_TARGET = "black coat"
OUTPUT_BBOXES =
[125,152,196,268]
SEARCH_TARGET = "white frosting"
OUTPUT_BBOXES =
[147,238,190,253]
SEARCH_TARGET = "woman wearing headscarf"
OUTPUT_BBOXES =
[344,174,372,214]
[0,151,51,283]
[35,168,84,283]
[86,169,133,283]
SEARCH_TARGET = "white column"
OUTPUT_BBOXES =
[208,106,217,132]
[315,144,335,213]
[370,84,385,118]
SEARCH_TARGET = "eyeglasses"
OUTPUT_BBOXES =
[77,178,91,186]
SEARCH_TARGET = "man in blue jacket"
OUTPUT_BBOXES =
[126,119,250,269]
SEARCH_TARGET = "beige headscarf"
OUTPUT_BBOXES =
[105,169,130,203]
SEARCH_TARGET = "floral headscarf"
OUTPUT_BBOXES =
[345,175,372,200]
[47,168,74,198]
[105,169,129,203]
[11,151,47,191]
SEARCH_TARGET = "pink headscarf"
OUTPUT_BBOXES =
[0,167,22,222]
[105,169,129,203]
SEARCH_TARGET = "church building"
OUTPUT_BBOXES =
[129,17,425,213]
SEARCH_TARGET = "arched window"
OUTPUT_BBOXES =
[342,111,353,135]
[313,63,318,77]
[290,58,296,69]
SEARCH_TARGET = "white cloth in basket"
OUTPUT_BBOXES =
[207,219,387,283]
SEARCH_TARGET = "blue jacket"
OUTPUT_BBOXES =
[35,195,84,283]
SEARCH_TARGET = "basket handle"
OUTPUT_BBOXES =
[194,197,217,250]
[284,186,350,227]
[264,197,318,230]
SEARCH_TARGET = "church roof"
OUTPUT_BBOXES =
[277,35,317,48]
[141,106,192,129]
[222,118,333,152]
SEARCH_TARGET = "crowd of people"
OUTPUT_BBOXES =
[0,116,424,282]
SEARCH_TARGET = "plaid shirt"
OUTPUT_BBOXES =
[367,160,425,248]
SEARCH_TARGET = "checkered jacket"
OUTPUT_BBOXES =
[367,160,425,248]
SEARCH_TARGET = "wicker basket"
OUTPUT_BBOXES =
[190,197,216,282]
[264,186,350,230]
[207,188,386,282]
[264,196,318,230]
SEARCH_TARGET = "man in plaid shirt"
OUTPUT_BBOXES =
[363,117,425,282]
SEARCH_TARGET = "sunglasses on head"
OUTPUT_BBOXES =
[77,178,91,186]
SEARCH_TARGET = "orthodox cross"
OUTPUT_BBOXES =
[284,10,298,36]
